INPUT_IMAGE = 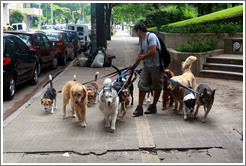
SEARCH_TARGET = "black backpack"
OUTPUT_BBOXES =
[146,33,171,70]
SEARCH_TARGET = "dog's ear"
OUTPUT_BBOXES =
[212,89,216,99]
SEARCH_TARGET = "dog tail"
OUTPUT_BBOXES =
[131,71,138,83]
[49,75,53,88]
[73,75,77,81]
[182,56,197,72]
[95,72,99,82]
[103,78,112,85]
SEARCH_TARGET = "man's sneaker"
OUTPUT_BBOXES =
[144,104,157,114]
[133,105,143,117]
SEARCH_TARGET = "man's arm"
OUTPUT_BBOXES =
[138,45,156,60]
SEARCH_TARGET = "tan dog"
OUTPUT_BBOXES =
[167,56,197,113]
[62,75,88,127]
[162,69,175,110]
[118,88,130,119]
[86,72,99,105]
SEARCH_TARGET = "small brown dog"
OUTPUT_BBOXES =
[62,75,88,127]
[162,69,175,110]
[87,72,99,105]
[41,75,57,114]
[118,88,130,119]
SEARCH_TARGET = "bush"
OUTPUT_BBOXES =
[144,7,195,29]
[173,34,217,52]
[10,10,24,24]
[159,21,243,33]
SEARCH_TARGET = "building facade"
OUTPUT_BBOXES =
[2,3,42,29]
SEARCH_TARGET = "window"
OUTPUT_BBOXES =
[68,26,75,30]
[35,34,44,46]
[45,32,60,41]
[14,37,30,53]
[16,34,33,46]
[41,35,51,47]
[4,37,19,55]
[18,25,23,30]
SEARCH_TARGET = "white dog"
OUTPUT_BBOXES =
[98,78,119,132]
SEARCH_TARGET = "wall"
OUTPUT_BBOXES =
[167,48,224,76]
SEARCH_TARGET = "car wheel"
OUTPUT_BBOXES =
[30,65,39,85]
[51,57,58,69]
[70,52,75,60]
[38,62,41,75]
[5,75,16,100]
[60,53,67,66]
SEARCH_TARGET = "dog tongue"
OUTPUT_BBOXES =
[108,101,111,107]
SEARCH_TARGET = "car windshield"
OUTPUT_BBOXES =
[66,32,76,41]
[77,27,84,35]
[16,34,33,46]
[45,32,60,41]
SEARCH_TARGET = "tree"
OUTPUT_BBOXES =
[10,10,24,24]
[96,3,107,48]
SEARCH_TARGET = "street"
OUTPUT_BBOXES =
[2,30,244,164]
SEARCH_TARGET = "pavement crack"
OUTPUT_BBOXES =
[233,128,243,141]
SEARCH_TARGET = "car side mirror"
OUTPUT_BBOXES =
[30,49,36,55]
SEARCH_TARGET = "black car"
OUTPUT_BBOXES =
[3,33,39,100]
[61,30,81,56]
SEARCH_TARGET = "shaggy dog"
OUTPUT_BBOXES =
[98,78,119,132]
[162,69,175,110]
[41,75,57,114]
[87,72,99,105]
[167,56,197,119]
[62,75,88,127]
[193,84,216,123]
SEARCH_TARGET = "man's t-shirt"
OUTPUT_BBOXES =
[139,32,161,67]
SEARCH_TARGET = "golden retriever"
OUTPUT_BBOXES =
[62,75,88,127]
[167,56,197,113]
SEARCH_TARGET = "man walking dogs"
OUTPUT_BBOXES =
[132,22,163,117]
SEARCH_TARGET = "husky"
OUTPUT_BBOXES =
[98,78,119,132]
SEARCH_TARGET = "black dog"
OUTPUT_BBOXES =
[111,65,137,106]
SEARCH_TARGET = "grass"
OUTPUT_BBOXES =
[148,5,243,30]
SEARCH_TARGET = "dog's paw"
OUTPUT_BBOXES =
[50,110,54,114]
[201,118,207,123]
[184,116,188,121]
[109,128,115,133]
[72,114,76,118]
[62,114,66,118]
[81,122,86,128]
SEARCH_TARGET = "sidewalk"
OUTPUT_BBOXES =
[2,31,244,164]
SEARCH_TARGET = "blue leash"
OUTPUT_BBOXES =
[163,76,198,95]
[114,63,136,81]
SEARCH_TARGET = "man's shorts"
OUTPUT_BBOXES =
[138,65,163,93]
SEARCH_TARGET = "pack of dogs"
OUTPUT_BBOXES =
[41,56,216,132]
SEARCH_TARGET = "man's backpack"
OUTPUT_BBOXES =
[146,33,171,70]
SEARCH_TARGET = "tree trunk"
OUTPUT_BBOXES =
[96,3,107,49]
[106,4,111,41]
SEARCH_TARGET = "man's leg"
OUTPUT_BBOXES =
[139,90,147,107]
[152,91,161,107]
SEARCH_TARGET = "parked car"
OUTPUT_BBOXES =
[4,31,58,72]
[61,29,81,56]
[41,30,74,65]
[3,33,39,100]
[66,24,91,51]
[41,25,58,30]
[12,23,28,31]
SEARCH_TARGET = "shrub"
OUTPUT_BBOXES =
[159,21,243,33]
[173,34,217,52]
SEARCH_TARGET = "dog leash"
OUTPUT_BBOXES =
[163,76,199,95]
[82,66,129,85]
